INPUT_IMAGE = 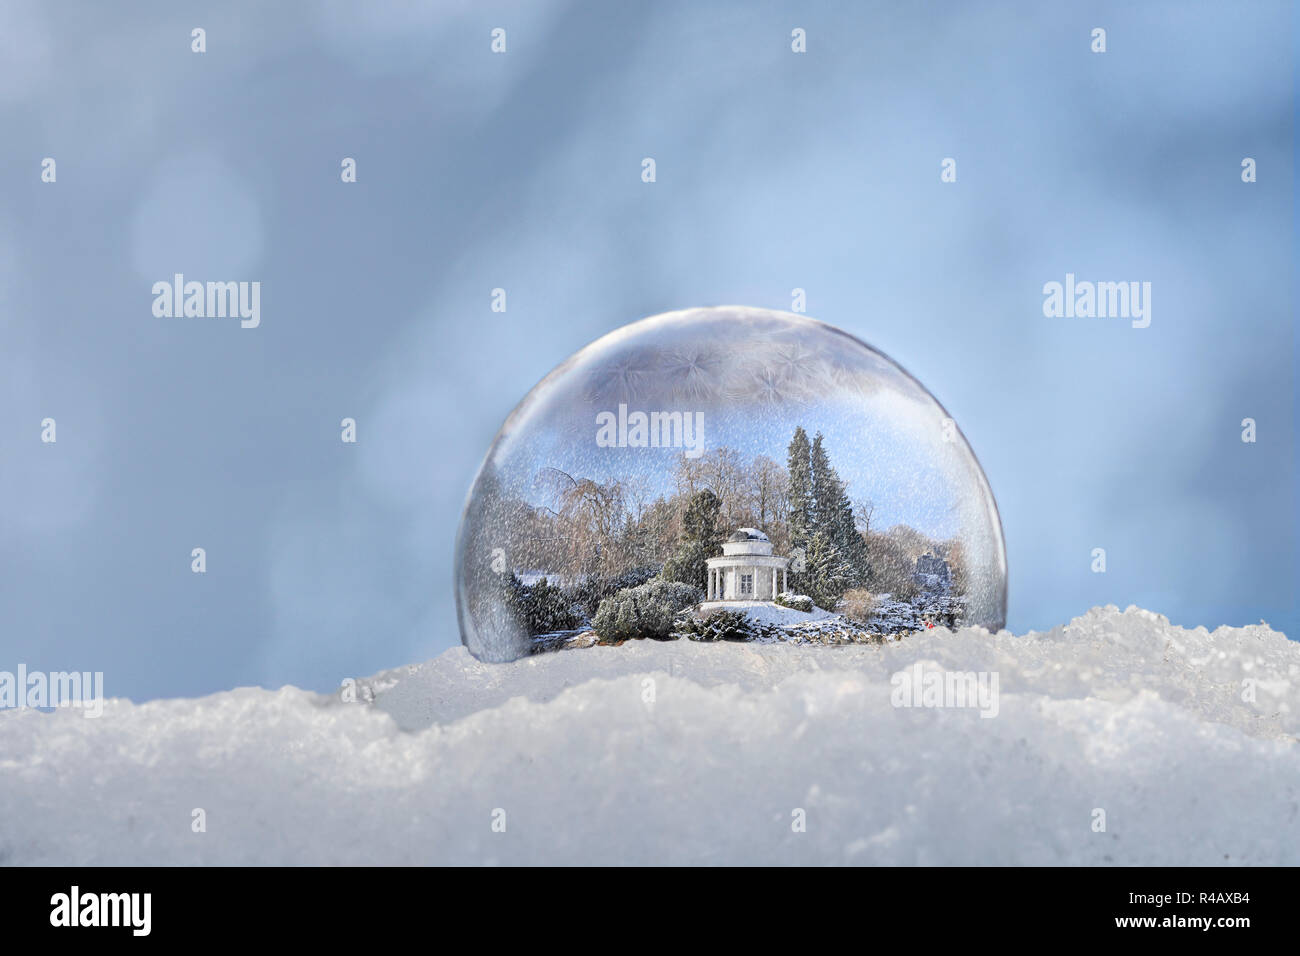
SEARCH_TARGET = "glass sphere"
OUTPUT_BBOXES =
[456,306,1006,662]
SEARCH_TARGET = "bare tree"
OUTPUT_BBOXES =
[853,498,875,538]
[700,447,745,527]
[750,454,789,535]
[672,452,704,498]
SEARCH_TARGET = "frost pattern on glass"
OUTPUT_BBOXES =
[456,307,1007,662]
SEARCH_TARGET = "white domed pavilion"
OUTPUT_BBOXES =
[705,528,790,602]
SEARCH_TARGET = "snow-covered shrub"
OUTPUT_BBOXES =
[869,600,923,634]
[593,580,702,642]
[674,608,755,642]
[775,592,814,613]
[505,575,583,635]
[567,565,659,620]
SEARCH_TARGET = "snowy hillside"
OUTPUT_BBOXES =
[1,606,1296,865]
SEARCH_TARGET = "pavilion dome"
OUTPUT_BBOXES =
[720,528,776,558]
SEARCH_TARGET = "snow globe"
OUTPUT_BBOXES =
[455,306,1007,662]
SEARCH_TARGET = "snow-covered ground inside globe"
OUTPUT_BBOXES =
[1,606,1296,866]
[695,599,838,625]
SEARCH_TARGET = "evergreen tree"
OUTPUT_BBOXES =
[660,488,723,592]
[802,530,855,611]
[809,433,835,530]
[786,426,813,551]
[785,427,815,596]
[809,432,870,587]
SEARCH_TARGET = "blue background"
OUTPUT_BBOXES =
[0,0,1294,700]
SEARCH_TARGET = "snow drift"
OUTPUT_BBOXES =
[1,606,1295,865]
